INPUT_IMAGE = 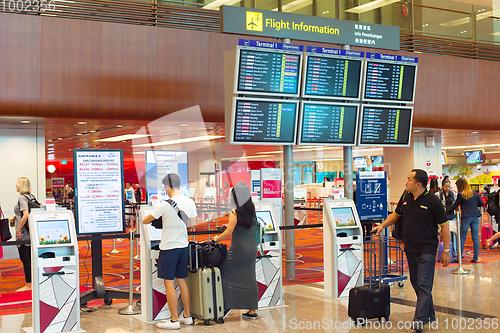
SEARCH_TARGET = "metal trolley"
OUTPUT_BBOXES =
[363,232,407,288]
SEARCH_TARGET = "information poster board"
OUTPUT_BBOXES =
[145,150,189,201]
[74,150,125,235]
[51,178,65,201]
[355,171,388,221]
[260,168,283,227]
[251,170,261,197]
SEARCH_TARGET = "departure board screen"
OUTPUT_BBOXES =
[232,98,299,145]
[362,53,418,103]
[298,102,359,146]
[235,40,303,97]
[303,47,364,100]
[359,106,413,147]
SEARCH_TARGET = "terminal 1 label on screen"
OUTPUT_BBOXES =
[303,47,364,100]
[235,39,303,97]
[298,101,359,146]
[358,106,413,147]
[232,97,299,145]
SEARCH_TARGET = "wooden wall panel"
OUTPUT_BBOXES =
[0,13,41,115]
[40,17,102,117]
[477,59,500,129]
[156,28,210,118]
[100,22,157,118]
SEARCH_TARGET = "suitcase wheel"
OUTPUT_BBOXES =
[203,320,211,326]
[215,319,224,324]
[398,281,405,288]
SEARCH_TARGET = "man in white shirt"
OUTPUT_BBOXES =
[143,173,197,330]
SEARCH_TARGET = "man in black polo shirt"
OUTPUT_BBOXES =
[373,169,451,332]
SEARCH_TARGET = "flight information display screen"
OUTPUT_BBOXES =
[232,98,299,145]
[298,102,359,146]
[363,53,418,103]
[235,40,303,97]
[359,106,413,147]
[303,47,363,100]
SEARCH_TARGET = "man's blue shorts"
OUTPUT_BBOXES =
[158,246,189,280]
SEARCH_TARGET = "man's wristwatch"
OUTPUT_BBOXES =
[443,249,451,253]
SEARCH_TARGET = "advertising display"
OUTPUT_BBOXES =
[355,171,388,221]
[362,52,418,104]
[145,150,189,201]
[251,170,261,196]
[464,150,484,164]
[260,168,283,227]
[298,101,359,146]
[302,47,363,100]
[235,39,303,97]
[51,178,65,201]
[371,155,384,167]
[231,97,299,145]
[358,105,413,147]
[353,156,368,169]
[74,150,124,235]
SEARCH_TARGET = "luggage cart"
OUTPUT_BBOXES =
[363,233,407,288]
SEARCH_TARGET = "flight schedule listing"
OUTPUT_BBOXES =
[360,107,412,145]
[300,103,358,145]
[364,61,416,102]
[233,99,297,144]
[304,56,362,98]
[237,49,301,95]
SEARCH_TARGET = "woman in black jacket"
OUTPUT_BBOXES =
[446,178,484,263]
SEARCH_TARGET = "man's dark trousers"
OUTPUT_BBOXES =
[405,252,436,322]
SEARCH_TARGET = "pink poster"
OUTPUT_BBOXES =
[262,180,282,199]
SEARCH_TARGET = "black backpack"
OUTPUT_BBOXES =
[19,194,41,231]
[134,187,142,204]
[487,191,500,217]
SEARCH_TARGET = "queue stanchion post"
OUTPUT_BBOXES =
[109,238,121,254]
[119,228,141,315]
[134,204,140,260]
[452,209,470,275]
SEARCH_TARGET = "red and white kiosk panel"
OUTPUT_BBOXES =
[254,202,283,308]
[323,199,364,298]
[28,208,84,333]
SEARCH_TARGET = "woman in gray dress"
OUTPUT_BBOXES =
[14,177,34,292]
[215,182,258,319]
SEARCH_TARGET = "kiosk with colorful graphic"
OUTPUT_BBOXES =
[28,207,84,333]
[323,199,364,298]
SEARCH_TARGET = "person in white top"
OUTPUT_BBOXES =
[143,173,197,330]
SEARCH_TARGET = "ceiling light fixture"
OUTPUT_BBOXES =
[77,133,83,136]
[345,0,399,14]
[21,120,31,124]
[132,135,224,148]
[116,125,124,128]
[272,0,313,12]
[97,134,152,142]
[77,121,87,125]
[223,154,275,161]
[180,124,189,127]
[443,143,500,150]
[202,0,240,10]
[471,131,479,134]
[90,130,97,133]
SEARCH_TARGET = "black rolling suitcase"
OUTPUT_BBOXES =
[348,232,390,325]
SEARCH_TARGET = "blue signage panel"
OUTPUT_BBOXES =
[239,39,304,51]
[306,46,364,58]
[366,52,418,63]
[356,171,388,221]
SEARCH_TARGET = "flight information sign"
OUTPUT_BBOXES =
[231,97,299,145]
[358,106,413,147]
[362,53,418,104]
[302,47,364,100]
[235,39,303,97]
[298,101,359,146]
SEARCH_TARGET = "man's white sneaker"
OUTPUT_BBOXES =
[179,316,194,325]
[156,320,180,330]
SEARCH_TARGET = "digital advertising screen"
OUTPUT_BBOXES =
[354,157,368,169]
[37,220,72,246]
[358,106,413,147]
[298,102,359,146]
[464,150,484,164]
[235,40,303,97]
[331,207,358,228]
[371,155,384,167]
[232,97,299,145]
[302,47,364,100]
[441,151,448,165]
[362,53,418,104]
[256,210,276,233]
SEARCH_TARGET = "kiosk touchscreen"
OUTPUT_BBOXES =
[139,205,183,322]
[294,190,307,207]
[323,199,363,298]
[254,202,283,308]
[28,207,84,333]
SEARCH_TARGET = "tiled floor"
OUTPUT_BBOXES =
[1,261,499,332]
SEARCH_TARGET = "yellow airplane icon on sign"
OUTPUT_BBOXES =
[246,11,263,31]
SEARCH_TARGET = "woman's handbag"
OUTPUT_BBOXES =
[0,207,12,241]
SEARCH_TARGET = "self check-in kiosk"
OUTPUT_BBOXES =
[323,199,364,298]
[28,207,84,333]
[139,206,183,322]
[254,202,283,308]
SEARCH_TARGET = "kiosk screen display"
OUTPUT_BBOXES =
[331,207,358,228]
[236,48,301,96]
[294,190,306,200]
[298,102,359,145]
[256,210,276,233]
[37,220,72,246]
[354,157,368,169]
[303,54,362,99]
[204,189,216,198]
[149,225,163,241]
[359,106,413,147]
[232,98,299,145]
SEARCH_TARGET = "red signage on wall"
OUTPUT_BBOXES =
[261,180,282,199]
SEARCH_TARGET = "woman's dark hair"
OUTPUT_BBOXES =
[429,178,439,192]
[442,179,451,187]
[230,182,256,229]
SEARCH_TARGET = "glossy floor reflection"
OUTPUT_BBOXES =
[1,261,499,332]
